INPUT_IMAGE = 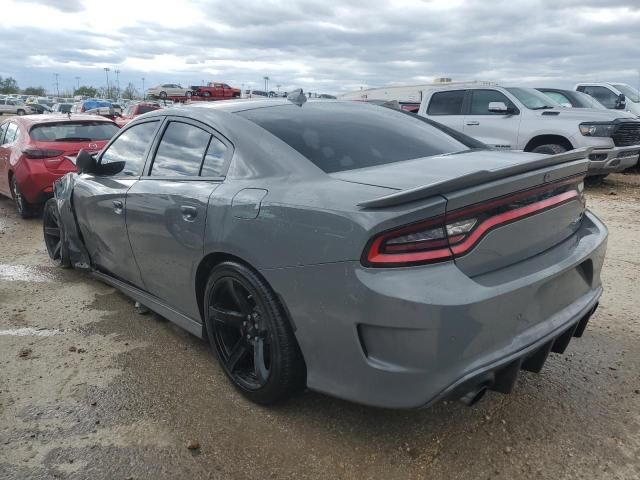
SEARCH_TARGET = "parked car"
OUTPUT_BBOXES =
[0,114,119,217]
[51,103,73,114]
[0,99,35,116]
[147,84,192,99]
[536,88,606,109]
[71,99,118,121]
[28,103,53,114]
[191,82,241,99]
[244,89,270,98]
[575,82,640,117]
[418,84,640,177]
[44,99,605,408]
[115,102,163,127]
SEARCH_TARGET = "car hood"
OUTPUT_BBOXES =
[329,149,549,191]
[537,107,638,121]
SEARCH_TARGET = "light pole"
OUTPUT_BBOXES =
[54,73,60,97]
[141,77,145,100]
[264,76,269,92]
[74,76,80,91]
[114,69,121,98]
[104,67,110,99]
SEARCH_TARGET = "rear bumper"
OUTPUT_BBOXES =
[587,145,639,175]
[263,210,608,408]
[13,158,75,205]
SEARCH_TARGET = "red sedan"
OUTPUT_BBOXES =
[0,114,119,217]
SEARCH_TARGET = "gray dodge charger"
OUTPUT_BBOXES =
[43,97,607,408]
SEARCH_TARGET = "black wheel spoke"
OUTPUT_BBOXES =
[253,338,269,383]
[226,339,249,372]
[53,242,61,259]
[225,278,252,315]
[44,226,60,237]
[209,305,245,329]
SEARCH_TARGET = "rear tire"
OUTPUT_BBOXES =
[204,261,305,405]
[586,174,609,185]
[10,175,35,218]
[185,91,192,99]
[159,91,167,99]
[43,198,71,268]
[530,144,567,155]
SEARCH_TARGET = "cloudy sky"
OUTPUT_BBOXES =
[1,0,639,95]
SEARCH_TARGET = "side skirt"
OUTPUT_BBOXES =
[92,271,204,339]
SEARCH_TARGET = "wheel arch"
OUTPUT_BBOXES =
[524,134,574,152]
[194,251,298,339]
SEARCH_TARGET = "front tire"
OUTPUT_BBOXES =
[43,198,71,268]
[159,91,167,99]
[204,261,305,404]
[185,91,192,99]
[17,109,25,116]
[10,175,35,218]
[530,144,567,155]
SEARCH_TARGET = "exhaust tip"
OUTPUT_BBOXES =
[459,387,488,406]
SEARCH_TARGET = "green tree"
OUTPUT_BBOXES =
[74,85,98,98]
[0,76,20,94]
[23,86,46,96]
[122,82,138,100]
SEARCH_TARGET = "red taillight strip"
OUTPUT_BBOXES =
[367,234,452,265]
[449,190,579,256]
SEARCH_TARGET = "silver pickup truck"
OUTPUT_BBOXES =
[418,84,640,177]
[0,99,35,116]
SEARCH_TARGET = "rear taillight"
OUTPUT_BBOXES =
[23,148,64,159]
[363,175,585,268]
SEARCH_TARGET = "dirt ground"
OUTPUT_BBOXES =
[1,173,639,480]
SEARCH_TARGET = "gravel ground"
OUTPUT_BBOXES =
[0,173,639,480]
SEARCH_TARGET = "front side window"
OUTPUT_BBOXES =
[239,102,471,173]
[151,122,210,177]
[427,90,465,115]
[580,86,618,109]
[612,84,640,102]
[469,89,518,115]
[100,121,159,176]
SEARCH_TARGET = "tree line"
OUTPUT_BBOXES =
[0,76,141,99]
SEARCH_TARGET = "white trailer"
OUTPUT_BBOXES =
[338,80,495,103]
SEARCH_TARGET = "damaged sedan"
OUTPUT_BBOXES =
[43,97,607,408]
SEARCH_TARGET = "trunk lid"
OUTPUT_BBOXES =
[342,149,589,276]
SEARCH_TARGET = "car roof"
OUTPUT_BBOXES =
[7,114,116,127]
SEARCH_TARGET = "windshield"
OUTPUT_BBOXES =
[238,102,473,173]
[30,121,119,142]
[612,84,640,103]
[573,91,606,109]
[506,87,560,110]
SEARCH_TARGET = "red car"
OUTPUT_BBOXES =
[190,82,241,99]
[115,102,163,127]
[0,114,119,217]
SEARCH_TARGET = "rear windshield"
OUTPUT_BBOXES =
[238,102,472,173]
[137,105,160,115]
[30,121,119,142]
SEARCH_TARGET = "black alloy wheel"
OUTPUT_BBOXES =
[42,198,71,268]
[10,175,33,218]
[204,262,305,404]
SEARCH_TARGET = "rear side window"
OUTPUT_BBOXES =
[151,122,210,177]
[0,123,8,144]
[100,121,159,176]
[30,122,119,142]
[238,102,470,173]
[427,90,465,115]
[4,123,18,144]
[200,137,227,177]
[469,90,518,115]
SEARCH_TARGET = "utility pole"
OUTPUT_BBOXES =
[104,67,110,99]
[115,69,121,98]
[54,73,60,97]
[264,76,269,92]
[74,76,80,91]
[141,77,145,100]
[277,84,281,94]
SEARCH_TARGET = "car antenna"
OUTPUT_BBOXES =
[286,89,307,107]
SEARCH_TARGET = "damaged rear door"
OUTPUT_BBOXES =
[73,120,161,287]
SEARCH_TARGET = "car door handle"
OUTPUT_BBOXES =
[466,121,480,126]
[112,200,124,214]
[181,205,197,221]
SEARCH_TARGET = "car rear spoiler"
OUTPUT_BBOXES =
[357,147,592,209]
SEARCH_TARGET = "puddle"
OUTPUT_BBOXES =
[0,264,55,282]
[0,327,63,336]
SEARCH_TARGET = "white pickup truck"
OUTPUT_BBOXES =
[0,99,35,116]
[417,84,640,177]
[575,82,640,117]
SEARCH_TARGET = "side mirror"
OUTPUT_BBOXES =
[488,101,509,114]
[76,149,97,174]
[615,93,626,109]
